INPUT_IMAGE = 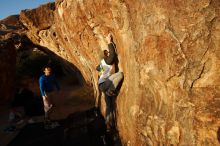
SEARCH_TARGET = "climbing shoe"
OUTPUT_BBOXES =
[44,120,52,130]
[44,121,60,130]
[106,122,112,132]
[49,122,60,129]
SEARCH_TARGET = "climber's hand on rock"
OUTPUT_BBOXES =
[107,33,112,44]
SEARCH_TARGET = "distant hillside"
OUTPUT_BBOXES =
[0,15,20,26]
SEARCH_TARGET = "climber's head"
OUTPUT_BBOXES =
[43,66,52,76]
[104,50,109,57]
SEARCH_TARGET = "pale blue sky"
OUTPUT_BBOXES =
[0,0,55,20]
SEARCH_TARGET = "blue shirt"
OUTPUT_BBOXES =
[39,74,60,96]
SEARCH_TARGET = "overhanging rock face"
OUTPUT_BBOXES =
[20,0,220,145]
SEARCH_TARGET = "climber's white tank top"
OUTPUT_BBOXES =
[98,59,112,84]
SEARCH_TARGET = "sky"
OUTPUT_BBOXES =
[0,0,55,20]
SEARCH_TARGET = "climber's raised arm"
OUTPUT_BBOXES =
[104,34,116,65]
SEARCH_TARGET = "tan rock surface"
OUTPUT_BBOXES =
[18,0,220,145]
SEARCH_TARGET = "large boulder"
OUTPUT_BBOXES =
[18,0,220,145]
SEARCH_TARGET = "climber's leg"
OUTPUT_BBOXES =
[106,72,124,96]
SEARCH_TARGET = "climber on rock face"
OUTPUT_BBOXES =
[39,66,60,129]
[96,33,124,130]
